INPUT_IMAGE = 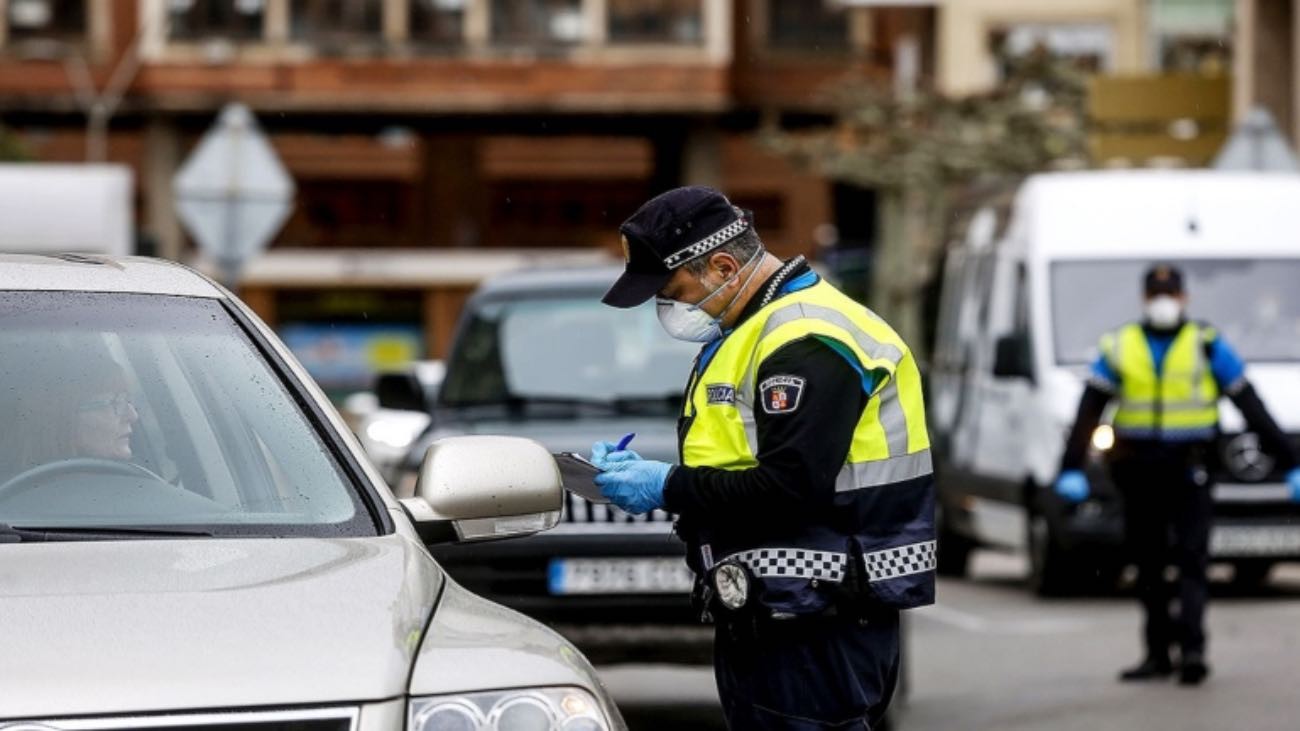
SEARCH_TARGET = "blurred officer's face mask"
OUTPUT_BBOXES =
[656,247,764,342]
[1144,295,1185,329]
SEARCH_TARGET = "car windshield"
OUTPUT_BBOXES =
[1051,259,1300,364]
[0,292,377,537]
[440,294,699,414]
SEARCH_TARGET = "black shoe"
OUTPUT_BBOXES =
[1119,657,1174,681]
[1178,653,1210,686]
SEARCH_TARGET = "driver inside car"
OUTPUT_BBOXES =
[8,348,143,478]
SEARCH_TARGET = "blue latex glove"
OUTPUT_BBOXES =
[1054,470,1090,503]
[1288,468,1300,503]
[589,441,642,469]
[594,459,671,515]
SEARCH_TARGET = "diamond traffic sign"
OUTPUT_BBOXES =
[173,103,295,283]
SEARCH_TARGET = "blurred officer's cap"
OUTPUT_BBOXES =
[1143,264,1185,296]
[602,186,752,308]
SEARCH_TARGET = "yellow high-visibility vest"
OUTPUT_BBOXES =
[1100,322,1220,439]
[680,279,931,491]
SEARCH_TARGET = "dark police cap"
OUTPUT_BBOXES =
[1143,264,1185,296]
[602,186,752,308]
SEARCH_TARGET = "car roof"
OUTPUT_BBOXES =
[471,265,624,301]
[0,253,224,297]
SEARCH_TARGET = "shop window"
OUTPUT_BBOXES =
[410,0,465,47]
[168,0,266,42]
[767,0,848,52]
[608,0,702,45]
[6,0,85,52]
[490,0,584,47]
[290,0,383,48]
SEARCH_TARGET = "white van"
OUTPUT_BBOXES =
[929,170,1300,595]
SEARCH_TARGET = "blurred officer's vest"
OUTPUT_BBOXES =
[1101,322,1220,441]
[676,279,935,616]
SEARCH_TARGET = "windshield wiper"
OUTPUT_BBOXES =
[0,523,218,543]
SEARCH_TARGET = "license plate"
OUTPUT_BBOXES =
[1210,526,1300,557]
[548,558,694,595]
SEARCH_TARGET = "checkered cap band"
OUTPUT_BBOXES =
[862,540,937,583]
[726,548,848,582]
[662,211,750,270]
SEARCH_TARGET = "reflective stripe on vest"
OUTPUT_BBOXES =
[680,279,932,490]
[1101,322,1219,438]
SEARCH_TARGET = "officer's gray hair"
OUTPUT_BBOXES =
[681,228,764,276]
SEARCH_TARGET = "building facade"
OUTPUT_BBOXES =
[0,0,936,259]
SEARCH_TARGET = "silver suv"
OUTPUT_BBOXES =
[0,254,624,731]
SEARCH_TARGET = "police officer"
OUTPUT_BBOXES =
[591,187,936,729]
[1056,264,1300,686]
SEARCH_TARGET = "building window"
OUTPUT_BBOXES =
[1151,0,1232,74]
[767,0,848,52]
[290,0,384,47]
[410,0,465,47]
[168,0,266,42]
[490,0,584,47]
[608,0,702,45]
[6,0,86,52]
[988,23,1114,78]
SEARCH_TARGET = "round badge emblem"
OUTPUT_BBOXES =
[713,562,750,610]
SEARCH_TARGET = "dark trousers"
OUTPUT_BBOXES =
[1113,452,1214,659]
[714,612,899,730]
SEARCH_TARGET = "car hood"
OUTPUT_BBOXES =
[424,415,679,462]
[0,533,441,719]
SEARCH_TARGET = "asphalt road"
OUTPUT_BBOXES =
[601,552,1300,730]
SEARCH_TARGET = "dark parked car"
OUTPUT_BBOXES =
[390,266,708,661]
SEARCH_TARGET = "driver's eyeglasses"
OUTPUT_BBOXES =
[78,393,133,417]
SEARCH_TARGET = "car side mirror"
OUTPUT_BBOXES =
[399,435,562,545]
[993,333,1034,380]
[375,371,427,412]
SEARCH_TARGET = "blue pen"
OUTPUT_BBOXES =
[615,432,636,452]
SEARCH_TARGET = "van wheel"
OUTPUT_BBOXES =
[1028,512,1075,597]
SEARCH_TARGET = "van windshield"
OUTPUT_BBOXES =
[440,295,699,413]
[1051,259,1300,364]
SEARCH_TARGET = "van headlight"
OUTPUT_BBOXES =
[1090,424,1115,452]
[410,687,610,730]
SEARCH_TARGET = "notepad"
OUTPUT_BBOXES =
[553,452,609,504]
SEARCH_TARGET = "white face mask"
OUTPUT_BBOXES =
[656,249,763,342]
[1145,295,1184,329]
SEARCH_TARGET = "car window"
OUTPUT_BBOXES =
[0,292,377,537]
[441,294,699,409]
[1050,259,1300,364]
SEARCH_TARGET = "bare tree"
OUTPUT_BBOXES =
[763,52,1089,349]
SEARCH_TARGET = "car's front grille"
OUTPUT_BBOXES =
[561,491,673,524]
[6,707,357,731]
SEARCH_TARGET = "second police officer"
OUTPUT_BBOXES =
[590,187,936,729]
[1056,264,1300,686]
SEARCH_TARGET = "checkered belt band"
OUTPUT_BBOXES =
[861,540,937,582]
[724,548,848,582]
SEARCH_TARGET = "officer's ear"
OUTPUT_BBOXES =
[705,251,740,282]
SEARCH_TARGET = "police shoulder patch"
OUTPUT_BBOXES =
[706,383,736,405]
[759,375,806,414]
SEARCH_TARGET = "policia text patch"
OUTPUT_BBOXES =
[759,375,805,414]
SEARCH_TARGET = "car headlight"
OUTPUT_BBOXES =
[409,687,610,731]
